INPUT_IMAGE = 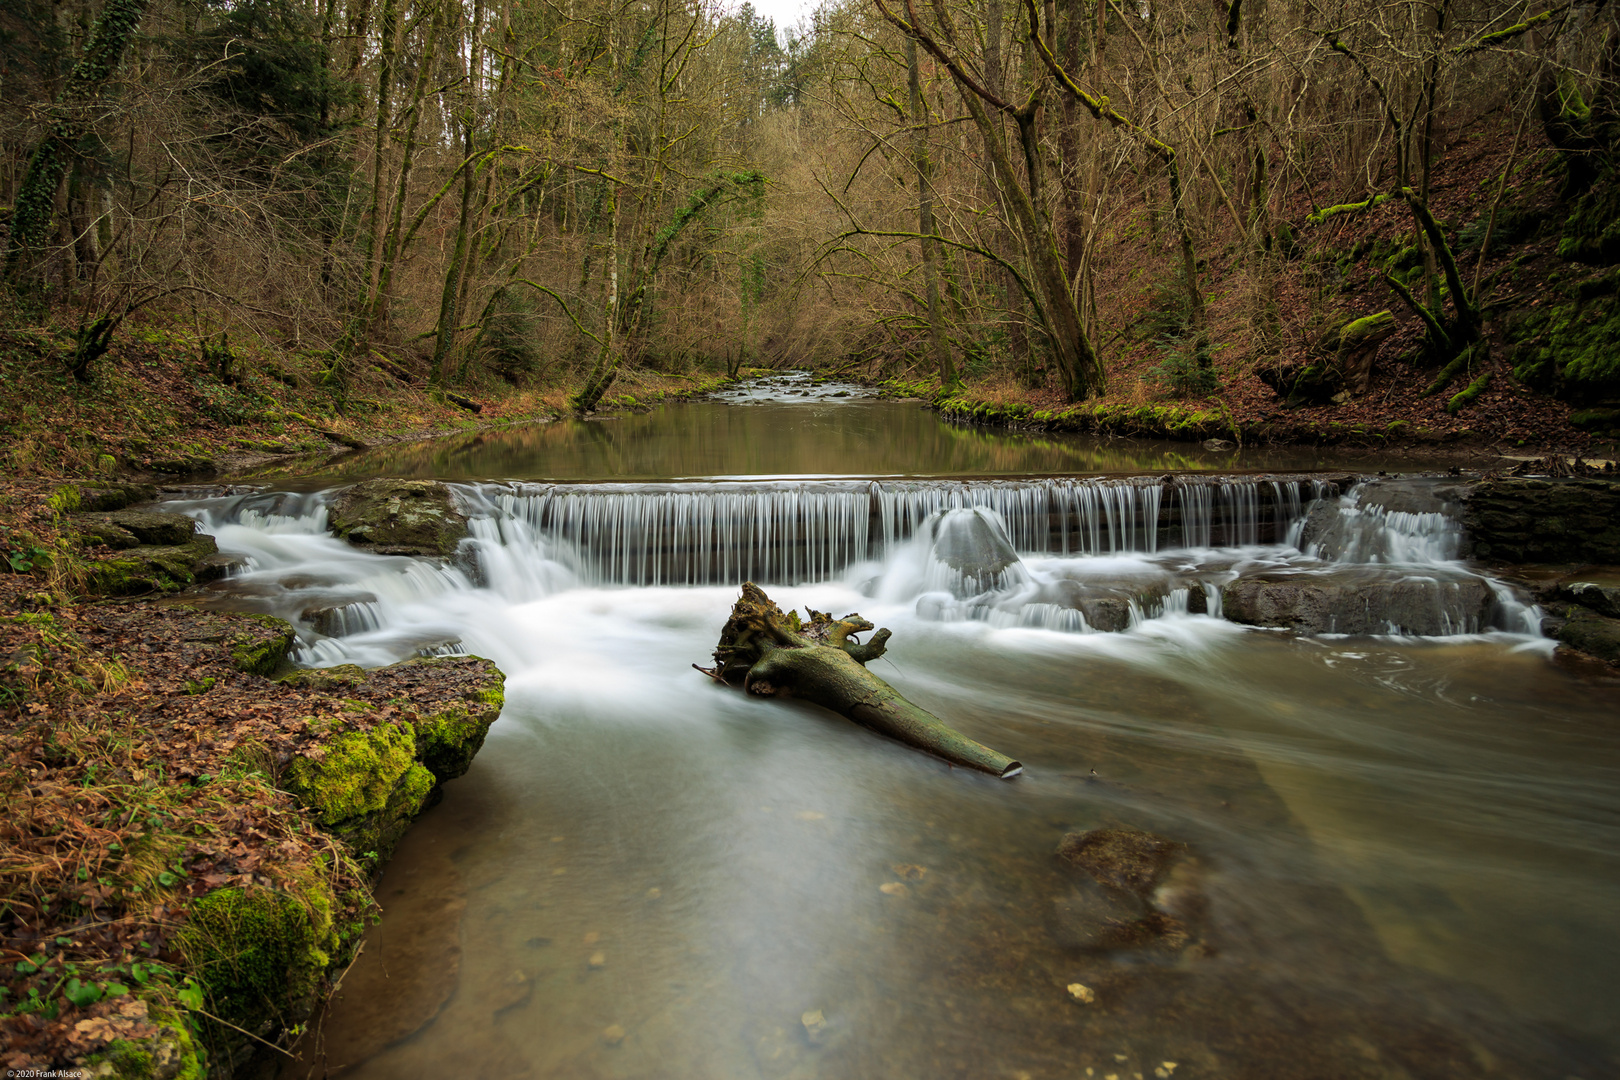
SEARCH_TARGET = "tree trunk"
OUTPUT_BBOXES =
[6,0,151,279]
[701,584,1023,779]
[907,37,955,388]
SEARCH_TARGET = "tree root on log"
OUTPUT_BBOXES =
[696,583,1023,779]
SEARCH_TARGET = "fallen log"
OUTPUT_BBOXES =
[698,583,1023,779]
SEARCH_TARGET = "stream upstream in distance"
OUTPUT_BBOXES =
[179,379,1616,1079]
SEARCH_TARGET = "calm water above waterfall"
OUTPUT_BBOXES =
[179,384,1617,1079]
[244,375,1444,485]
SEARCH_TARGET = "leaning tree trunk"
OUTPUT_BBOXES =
[698,584,1022,779]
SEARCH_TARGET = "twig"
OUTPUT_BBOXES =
[329,941,365,995]
[190,1005,296,1058]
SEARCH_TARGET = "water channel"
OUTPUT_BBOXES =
[178,376,1618,1079]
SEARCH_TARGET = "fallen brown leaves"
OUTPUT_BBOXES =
[0,487,499,1070]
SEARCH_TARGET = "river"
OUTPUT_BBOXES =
[172,376,1618,1079]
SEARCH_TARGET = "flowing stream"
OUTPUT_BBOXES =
[171,384,1618,1079]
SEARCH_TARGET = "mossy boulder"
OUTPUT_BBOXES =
[414,682,504,781]
[85,535,223,597]
[327,479,469,558]
[76,510,198,547]
[177,884,337,1071]
[48,481,156,514]
[283,721,435,860]
[225,615,297,676]
[279,656,503,860]
[1550,608,1620,663]
[77,1004,205,1080]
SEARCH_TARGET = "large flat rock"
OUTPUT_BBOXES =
[1222,573,1495,636]
[328,479,470,558]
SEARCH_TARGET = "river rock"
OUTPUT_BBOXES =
[69,482,158,512]
[301,594,380,636]
[1545,607,1620,663]
[328,479,470,558]
[1057,828,1187,901]
[931,508,1021,594]
[85,534,223,596]
[1461,476,1620,563]
[1221,574,1494,636]
[75,508,199,548]
[1559,581,1620,619]
[1054,828,1204,954]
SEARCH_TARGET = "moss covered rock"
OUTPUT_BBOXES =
[278,656,503,860]
[1552,608,1620,663]
[414,679,504,782]
[1501,274,1620,403]
[78,1005,205,1080]
[327,479,469,558]
[177,884,336,1070]
[225,615,297,677]
[282,721,435,860]
[85,535,223,597]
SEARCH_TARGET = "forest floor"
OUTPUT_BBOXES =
[0,318,735,482]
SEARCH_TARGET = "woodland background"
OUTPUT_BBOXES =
[2,0,1619,466]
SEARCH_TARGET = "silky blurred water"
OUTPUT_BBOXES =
[213,387,1620,1080]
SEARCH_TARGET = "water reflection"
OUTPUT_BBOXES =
[241,398,1414,485]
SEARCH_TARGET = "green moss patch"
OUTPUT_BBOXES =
[226,615,297,677]
[284,722,418,826]
[177,885,334,1051]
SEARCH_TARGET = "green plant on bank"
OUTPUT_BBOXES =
[1149,335,1220,397]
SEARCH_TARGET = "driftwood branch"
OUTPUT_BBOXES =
[700,583,1022,779]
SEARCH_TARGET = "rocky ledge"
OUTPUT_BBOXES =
[327,478,470,558]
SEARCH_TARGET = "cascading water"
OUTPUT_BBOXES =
[165,451,1616,1078]
[170,474,1542,676]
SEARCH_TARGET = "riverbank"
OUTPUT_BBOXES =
[0,479,504,1076]
[870,374,1617,465]
[3,302,1617,491]
[0,320,740,482]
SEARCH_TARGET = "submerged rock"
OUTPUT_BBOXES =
[328,478,470,558]
[1055,828,1205,956]
[1057,828,1187,901]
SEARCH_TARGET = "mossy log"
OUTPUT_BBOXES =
[700,583,1022,779]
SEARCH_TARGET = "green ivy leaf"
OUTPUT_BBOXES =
[64,978,103,1008]
[177,977,205,1011]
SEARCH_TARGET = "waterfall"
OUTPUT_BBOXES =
[166,473,1544,665]
[454,476,1312,587]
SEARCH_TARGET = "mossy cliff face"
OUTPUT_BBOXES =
[1501,268,1620,405]
[326,479,470,558]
